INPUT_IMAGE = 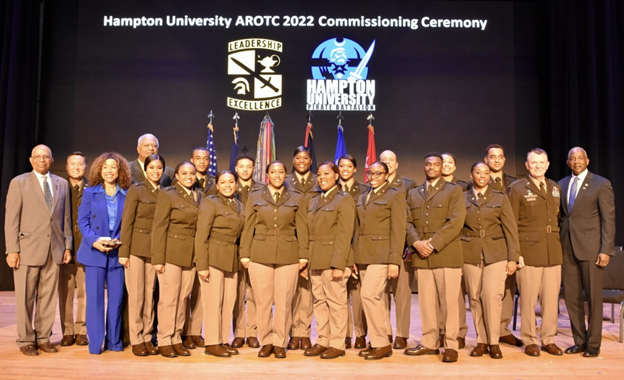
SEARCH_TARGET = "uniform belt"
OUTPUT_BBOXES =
[208,231,238,244]
[462,227,503,238]
[358,229,389,236]
[255,229,296,237]
[168,227,196,237]
[308,234,335,241]
[519,225,559,233]
[74,225,80,233]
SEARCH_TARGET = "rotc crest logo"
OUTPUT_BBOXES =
[306,38,376,111]
[227,38,283,111]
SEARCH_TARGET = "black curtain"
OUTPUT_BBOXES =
[0,0,41,290]
[541,0,624,244]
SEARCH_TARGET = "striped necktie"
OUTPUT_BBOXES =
[43,176,53,210]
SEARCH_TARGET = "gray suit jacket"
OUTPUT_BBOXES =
[129,159,175,187]
[559,171,616,260]
[4,172,72,265]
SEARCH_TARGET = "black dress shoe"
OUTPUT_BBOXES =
[393,336,408,349]
[354,336,367,349]
[404,344,440,356]
[231,337,244,348]
[365,345,393,360]
[499,333,523,347]
[246,337,260,348]
[258,344,273,357]
[583,348,600,357]
[61,335,75,346]
[273,346,287,358]
[564,344,586,354]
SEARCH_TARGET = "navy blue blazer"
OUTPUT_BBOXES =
[77,184,126,268]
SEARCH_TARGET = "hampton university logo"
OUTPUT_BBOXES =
[306,37,376,111]
[227,38,283,111]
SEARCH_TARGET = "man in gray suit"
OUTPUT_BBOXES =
[559,147,615,358]
[5,144,72,356]
[129,133,175,186]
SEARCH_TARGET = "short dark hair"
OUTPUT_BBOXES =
[174,161,196,174]
[317,161,338,174]
[368,161,389,173]
[192,146,210,156]
[470,161,489,173]
[441,152,457,164]
[67,151,87,164]
[143,154,165,172]
[338,154,357,168]
[215,170,236,183]
[424,152,443,161]
[235,154,255,165]
[485,144,505,156]
[266,160,286,173]
[293,146,310,157]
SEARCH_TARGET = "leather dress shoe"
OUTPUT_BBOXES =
[442,349,458,363]
[182,336,196,349]
[145,341,159,355]
[300,337,312,350]
[20,344,38,356]
[470,343,489,357]
[231,337,244,348]
[457,336,466,349]
[246,337,260,348]
[321,347,346,359]
[159,345,177,358]
[345,337,352,349]
[365,344,393,360]
[287,337,300,350]
[499,333,523,347]
[75,334,89,346]
[132,343,148,357]
[304,344,327,356]
[404,344,440,356]
[172,343,191,356]
[204,344,230,357]
[564,344,586,354]
[39,342,58,353]
[388,335,393,344]
[222,344,239,355]
[354,336,367,349]
[258,344,273,357]
[358,344,372,357]
[488,344,503,359]
[541,343,563,356]
[583,348,600,357]
[393,336,408,349]
[61,335,75,346]
[273,346,287,358]
[525,344,540,357]
[191,335,205,348]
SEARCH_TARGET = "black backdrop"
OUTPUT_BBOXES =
[1,0,622,290]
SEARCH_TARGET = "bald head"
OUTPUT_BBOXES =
[380,150,398,176]
[566,146,589,176]
[30,144,54,175]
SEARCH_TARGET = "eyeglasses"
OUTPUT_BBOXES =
[32,155,52,161]
[366,171,387,178]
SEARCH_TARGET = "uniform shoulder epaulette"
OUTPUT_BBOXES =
[163,185,176,192]
[134,182,146,188]
[249,186,264,193]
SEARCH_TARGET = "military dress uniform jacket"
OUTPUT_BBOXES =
[406,179,466,269]
[119,181,159,259]
[353,183,406,266]
[285,173,322,205]
[151,183,202,268]
[461,187,520,265]
[388,173,416,198]
[240,187,309,265]
[68,179,87,258]
[306,190,356,271]
[448,176,469,192]
[343,180,368,200]
[195,194,245,273]
[236,179,265,207]
[195,175,218,196]
[507,178,562,267]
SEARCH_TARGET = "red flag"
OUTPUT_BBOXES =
[364,123,376,183]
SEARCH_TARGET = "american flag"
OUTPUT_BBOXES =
[206,123,218,176]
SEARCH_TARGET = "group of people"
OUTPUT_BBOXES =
[5,134,615,364]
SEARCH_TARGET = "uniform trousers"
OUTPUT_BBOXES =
[310,268,351,350]
[249,262,299,347]
[201,267,238,345]
[291,275,313,337]
[385,257,414,338]
[233,267,257,338]
[358,264,391,348]
[13,251,59,347]
[58,261,87,337]
[463,260,507,344]
[438,276,468,339]
[84,256,125,354]
[500,272,517,337]
[517,265,561,346]
[417,267,462,350]
[347,274,367,338]
[184,273,203,337]
[157,265,195,346]
[125,255,157,345]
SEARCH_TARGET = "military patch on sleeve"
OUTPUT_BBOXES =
[552,187,560,198]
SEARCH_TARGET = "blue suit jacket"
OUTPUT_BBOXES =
[77,184,126,268]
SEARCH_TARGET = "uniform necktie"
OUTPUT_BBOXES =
[73,184,79,192]
[477,192,483,200]
[568,177,578,211]
[539,182,546,196]
[192,190,197,203]
[366,189,372,203]
[428,184,434,195]
[199,177,205,189]
[244,185,250,193]
[43,176,53,210]
[274,192,280,203]
[343,184,348,192]
[494,177,502,190]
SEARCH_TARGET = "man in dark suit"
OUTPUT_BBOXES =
[484,144,522,347]
[5,144,72,356]
[129,133,175,186]
[559,147,615,358]
[58,152,89,347]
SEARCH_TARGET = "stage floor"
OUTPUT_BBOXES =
[0,291,621,379]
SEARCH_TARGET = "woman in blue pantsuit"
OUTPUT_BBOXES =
[77,152,132,354]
